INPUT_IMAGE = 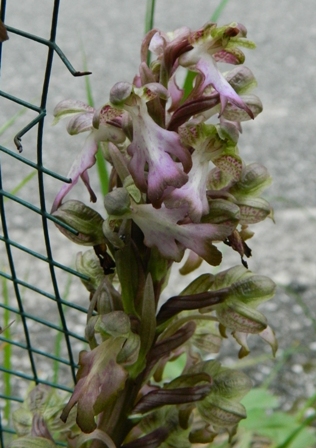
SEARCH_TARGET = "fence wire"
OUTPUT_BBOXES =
[0,1,91,445]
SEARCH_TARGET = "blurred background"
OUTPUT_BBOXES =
[0,0,315,439]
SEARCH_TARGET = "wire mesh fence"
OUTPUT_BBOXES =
[0,1,92,445]
[0,1,316,446]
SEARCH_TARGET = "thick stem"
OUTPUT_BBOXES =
[90,374,145,448]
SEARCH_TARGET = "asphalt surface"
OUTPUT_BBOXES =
[0,0,315,429]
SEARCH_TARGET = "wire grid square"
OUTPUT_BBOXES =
[0,1,90,445]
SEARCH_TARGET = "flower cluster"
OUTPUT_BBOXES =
[40,21,276,447]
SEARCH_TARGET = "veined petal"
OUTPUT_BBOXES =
[181,51,253,117]
[123,203,235,265]
[164,122,233,221]
[121,88,192,207]
[51,124,125,212]
[148,27,192,76]
[259,325,278,356]
[67,112,94,135]
[163,148,210,221]
[51,133,98,213]
[179,22,254,118]
[53,99,94,125]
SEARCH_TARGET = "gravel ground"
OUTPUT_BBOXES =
[0,0,315,436]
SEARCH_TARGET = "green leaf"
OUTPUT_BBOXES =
[115,242,140,315]
[163,353,187,380]
[139,274,156,361]
[240,387,279,411]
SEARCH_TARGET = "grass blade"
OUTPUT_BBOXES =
[211,0,231,22]
[1,277,12,422]
[3,171,36,202]
[81,44,109,196]
[144,0,156,34]
[144,0,156,66]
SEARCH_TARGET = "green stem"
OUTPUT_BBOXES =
[144,0,156,65]
[81,42,109,196]
[2,277,11,422]
[276,413,316,448]
[91,375,145,448]
[210,0,230,22]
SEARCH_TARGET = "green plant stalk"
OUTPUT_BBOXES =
[145,0,156,65]
[91,374,146,448]
[144,0,156,34]
[211,0,231,21]
[81,45,109,196]
[296,391,316,421]
[1,276,12,422]
[276,412,316,448]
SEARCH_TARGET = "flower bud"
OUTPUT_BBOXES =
[76,249,104,292]
[202,199,240,224]
[237,197,272,224]
[53,200,105,245]
[110,81,133,106]
[230,162,272,199]
[95,311,131,338]
[197,395,247,428]
[216,300,268,334]
[117,331,141,366]
[225,66,257,95]
[211,368,252,401]
[230,274,276,305]
[222,94,263,122]
[104,187,131,216]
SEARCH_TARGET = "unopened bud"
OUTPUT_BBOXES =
[53,200,105,245]
[104,188,131,216]
[197,395,247,428]
[231,162,272,199]
[110,82,133,106]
